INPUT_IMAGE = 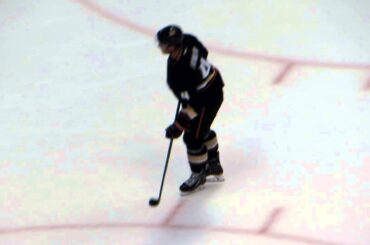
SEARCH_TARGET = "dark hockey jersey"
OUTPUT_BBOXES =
[166,34,224,114]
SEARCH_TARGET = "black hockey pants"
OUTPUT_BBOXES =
[183,87,223,173]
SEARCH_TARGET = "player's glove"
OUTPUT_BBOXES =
[165,123,183,139]
[165,105,197,139]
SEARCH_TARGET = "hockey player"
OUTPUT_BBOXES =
[156,25,225,193]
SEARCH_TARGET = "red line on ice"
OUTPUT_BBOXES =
[258,207,284,234]
[273,63,294,85]
[0,222,347,245]
[364,74,370,90]
[161,202,185,226]
[72,0,153,36]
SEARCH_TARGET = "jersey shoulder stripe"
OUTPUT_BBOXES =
[190,47,199,69]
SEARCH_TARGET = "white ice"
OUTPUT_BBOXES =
[0,0,369,244]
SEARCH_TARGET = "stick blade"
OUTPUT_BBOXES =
[149,198,160,207]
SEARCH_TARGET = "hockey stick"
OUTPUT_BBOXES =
[149,101,181,207]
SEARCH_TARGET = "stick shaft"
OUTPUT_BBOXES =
[154,101,181,202]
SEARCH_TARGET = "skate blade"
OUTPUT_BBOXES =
[180,185,205,196]
[206,175,225,182]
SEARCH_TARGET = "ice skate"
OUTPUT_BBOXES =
[179,168,207,194]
